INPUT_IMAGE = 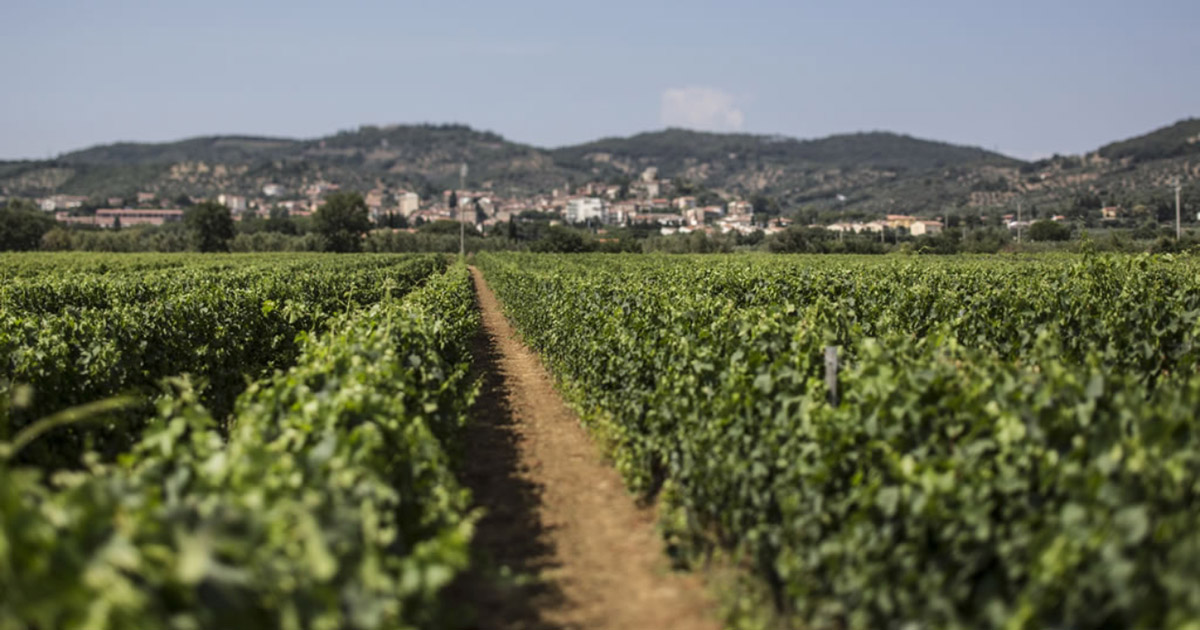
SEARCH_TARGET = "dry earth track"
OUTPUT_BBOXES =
[448,267,721,630]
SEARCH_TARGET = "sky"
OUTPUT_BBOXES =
[1,0,1197,161]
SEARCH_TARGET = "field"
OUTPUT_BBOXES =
[2,253,479,628]
[3,251,1200,629]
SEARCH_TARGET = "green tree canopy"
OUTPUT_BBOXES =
[530,225,587,253]
[265,206,299,234]
[0,199,55,251]
[314,191,372,252]
[1028,219,1072,242]
[184,201,235,252]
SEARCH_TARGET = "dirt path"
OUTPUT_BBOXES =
[449,267,720,630]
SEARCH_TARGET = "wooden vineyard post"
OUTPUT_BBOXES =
[824,345,840,406]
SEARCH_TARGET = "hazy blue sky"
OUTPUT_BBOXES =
[2,0,1197,160]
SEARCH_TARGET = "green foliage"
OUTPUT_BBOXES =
[530,226,587,253]
[419,219,472,236]
[38,224,193,252]
[0,200,55,251]
[479,252,1200,630]
[184,200,235,252]
[767,227,886,254]
[265,205,299,234]
[1029,219,1072,241]
[314,192,372,252]
[0,253,446,468]
[0,259,477,629]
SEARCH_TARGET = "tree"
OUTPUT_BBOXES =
[1028,219,1072,242]
[314,191,372,252]
[751,194,780,216]
[0,199,55,251]
[419,220,469,235]
[184,200,235,252]
[531,225,587,253]
[265,206,298,234]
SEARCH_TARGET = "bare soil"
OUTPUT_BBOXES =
[447,267,720,630]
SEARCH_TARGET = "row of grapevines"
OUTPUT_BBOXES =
[478,252,1200,630]
[491,253,1199,383]
[0,252,419,278]
[0,254,445,316]
[0,263,479,629]
[0,254,447,468]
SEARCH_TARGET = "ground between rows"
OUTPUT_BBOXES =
[446,267,720,630]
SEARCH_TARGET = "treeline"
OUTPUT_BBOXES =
[4,194,1198,255]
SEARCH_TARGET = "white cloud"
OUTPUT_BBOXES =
[660,86,745,132]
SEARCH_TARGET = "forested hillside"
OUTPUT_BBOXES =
[1,118,1197,218]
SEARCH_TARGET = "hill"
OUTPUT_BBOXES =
[1098,118,1200,163]
[58,135,301,166]
[552,128,1015,173]
[550,128,1023,211]
[2,119,1195,219]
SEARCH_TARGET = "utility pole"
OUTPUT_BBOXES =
[1017,199,1023,245]
[459,163,468,258]
[1176,177,1183,241]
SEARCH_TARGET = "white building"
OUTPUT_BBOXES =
[727,200,753,217]
[38,195,87,212]
[397,191,420,215]
[218,194,247,212]
[262,183,284,197]
[911,220,945,236]
[565,197,607,223]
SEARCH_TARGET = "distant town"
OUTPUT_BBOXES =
[30,163,1105,241]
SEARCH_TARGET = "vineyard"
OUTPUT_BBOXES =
[2,253,479,628]
[477,252,1200,629]
[3,251,1200,629]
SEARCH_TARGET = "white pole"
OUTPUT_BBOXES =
[1177,178,1183,241]
[459,163,467,257]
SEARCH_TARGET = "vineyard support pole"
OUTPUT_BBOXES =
[824,346,839,406]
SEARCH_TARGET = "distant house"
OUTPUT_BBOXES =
[37,195,87,212]
[684,206,722,226]
[629,212,685,226]
[56,208,185,228]
[727,200,753,217]
[672,196,697,211]
[609,201,639,224]
[397,191,420,215]
[565,197,607,223]
[217,194,247,212]
[1101,206,1124,219]
[910,220,944,236]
